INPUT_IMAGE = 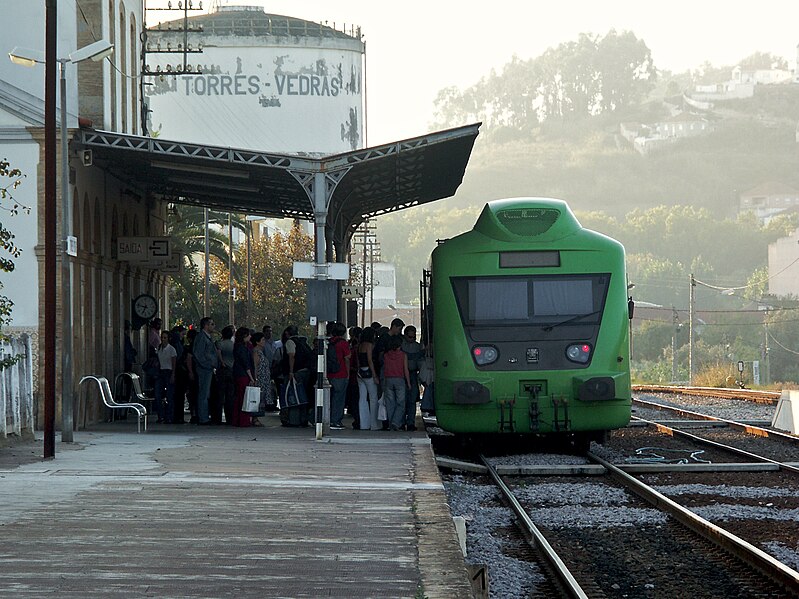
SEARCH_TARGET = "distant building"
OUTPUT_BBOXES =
[731,65,793,86]
[796,42,799,83]
[686,56,794,104]
[768,228,799,297]
[739,182,799,224]
[622,112,710,155]
[654,112,710,139]
[370,262,397,309]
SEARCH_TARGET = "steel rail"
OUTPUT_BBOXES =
[633,384,780,405]
[478,454,589,599]
[587,451,799,593]
[632,416,799,475]
[633,397,799,445]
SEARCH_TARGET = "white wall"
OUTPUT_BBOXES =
[0,3,80,128]
[146,37,364,153]
[1,138,39,328]
[769,229,799,297]
[370,262,396,309]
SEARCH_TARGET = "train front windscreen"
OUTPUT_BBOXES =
[451,274,610,329]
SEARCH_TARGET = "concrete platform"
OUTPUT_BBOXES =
[0,413,472,598]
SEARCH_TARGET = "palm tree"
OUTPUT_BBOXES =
[167,205,247,322]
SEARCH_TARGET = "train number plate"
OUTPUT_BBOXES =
[526,348,539,363]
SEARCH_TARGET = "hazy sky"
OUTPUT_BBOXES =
[155,1,799,145]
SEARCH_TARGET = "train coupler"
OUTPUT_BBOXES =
[527,387,540,432]
[498,398,516,433]
[552,396,571,432]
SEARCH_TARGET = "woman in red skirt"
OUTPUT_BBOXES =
[232,326,256,427]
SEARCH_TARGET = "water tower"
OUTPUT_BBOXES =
[145,5,365,154]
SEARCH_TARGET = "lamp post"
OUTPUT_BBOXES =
[10,38,113,448]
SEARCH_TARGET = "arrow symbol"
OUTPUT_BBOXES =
[149,240,169,257]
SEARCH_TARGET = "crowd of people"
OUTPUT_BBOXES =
[125,316,433,431]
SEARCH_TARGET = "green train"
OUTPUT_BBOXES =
[421,198,632,443]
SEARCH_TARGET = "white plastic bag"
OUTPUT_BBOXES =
[242,385,260,413]
[377,397,387,421]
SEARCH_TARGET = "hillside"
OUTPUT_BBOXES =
[378,84,799,302]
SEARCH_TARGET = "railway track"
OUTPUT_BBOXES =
[632,384,781,405]
[463,454,799,597]
[632,396,799,446]
[631,415,799,475]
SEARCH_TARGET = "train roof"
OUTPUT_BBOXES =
[473,198,584,242]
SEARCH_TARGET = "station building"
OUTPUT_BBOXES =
[0,1,167,430]
[0,1,478,434]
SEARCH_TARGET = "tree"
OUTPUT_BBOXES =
[432,29,655,131]
[0,157,27,369]
[210,220,314,335]
[594,30,656,112]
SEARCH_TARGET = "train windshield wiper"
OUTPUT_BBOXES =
[541,310,601,332]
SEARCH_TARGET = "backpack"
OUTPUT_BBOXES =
[282,336,314,374]
[326,339,343,374]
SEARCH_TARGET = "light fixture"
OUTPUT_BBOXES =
[69,39,113,63]
[11,40,114,67]
[9,37,113,448]
[8,47,44,67]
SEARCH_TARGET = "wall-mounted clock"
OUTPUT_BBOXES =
[132,294,158,329]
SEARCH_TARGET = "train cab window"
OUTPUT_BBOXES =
[452,274,610,328]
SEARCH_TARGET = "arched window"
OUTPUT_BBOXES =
[132,215,139,237]
[130,13,138,134]
[108,0,116,130]
[122,213,129,237]
[120,8,128,133]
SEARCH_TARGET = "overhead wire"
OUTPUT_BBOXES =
[766,333,799,356]
[693,256,799,292]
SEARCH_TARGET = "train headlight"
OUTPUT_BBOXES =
[472,345,499,366]
[565,343,592,364]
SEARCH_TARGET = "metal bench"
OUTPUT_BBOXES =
[114,372,154,417]
[80,375,148,433]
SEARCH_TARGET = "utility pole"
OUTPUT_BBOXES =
[689,274,696,385]
[672,306,678,382]
[43,0,57,459]
[763,308,770,386]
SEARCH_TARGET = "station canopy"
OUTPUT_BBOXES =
[77,123,480,256]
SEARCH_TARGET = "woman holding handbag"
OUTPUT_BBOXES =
[232,327,260,427]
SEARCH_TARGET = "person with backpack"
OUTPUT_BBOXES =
[326,322,351,430]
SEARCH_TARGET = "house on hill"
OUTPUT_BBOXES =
[732,65,793,86]
[655,112,710,139]
[622,111,711,155]
[739,182,799,224]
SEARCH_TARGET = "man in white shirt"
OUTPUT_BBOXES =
[155,330,177,424]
